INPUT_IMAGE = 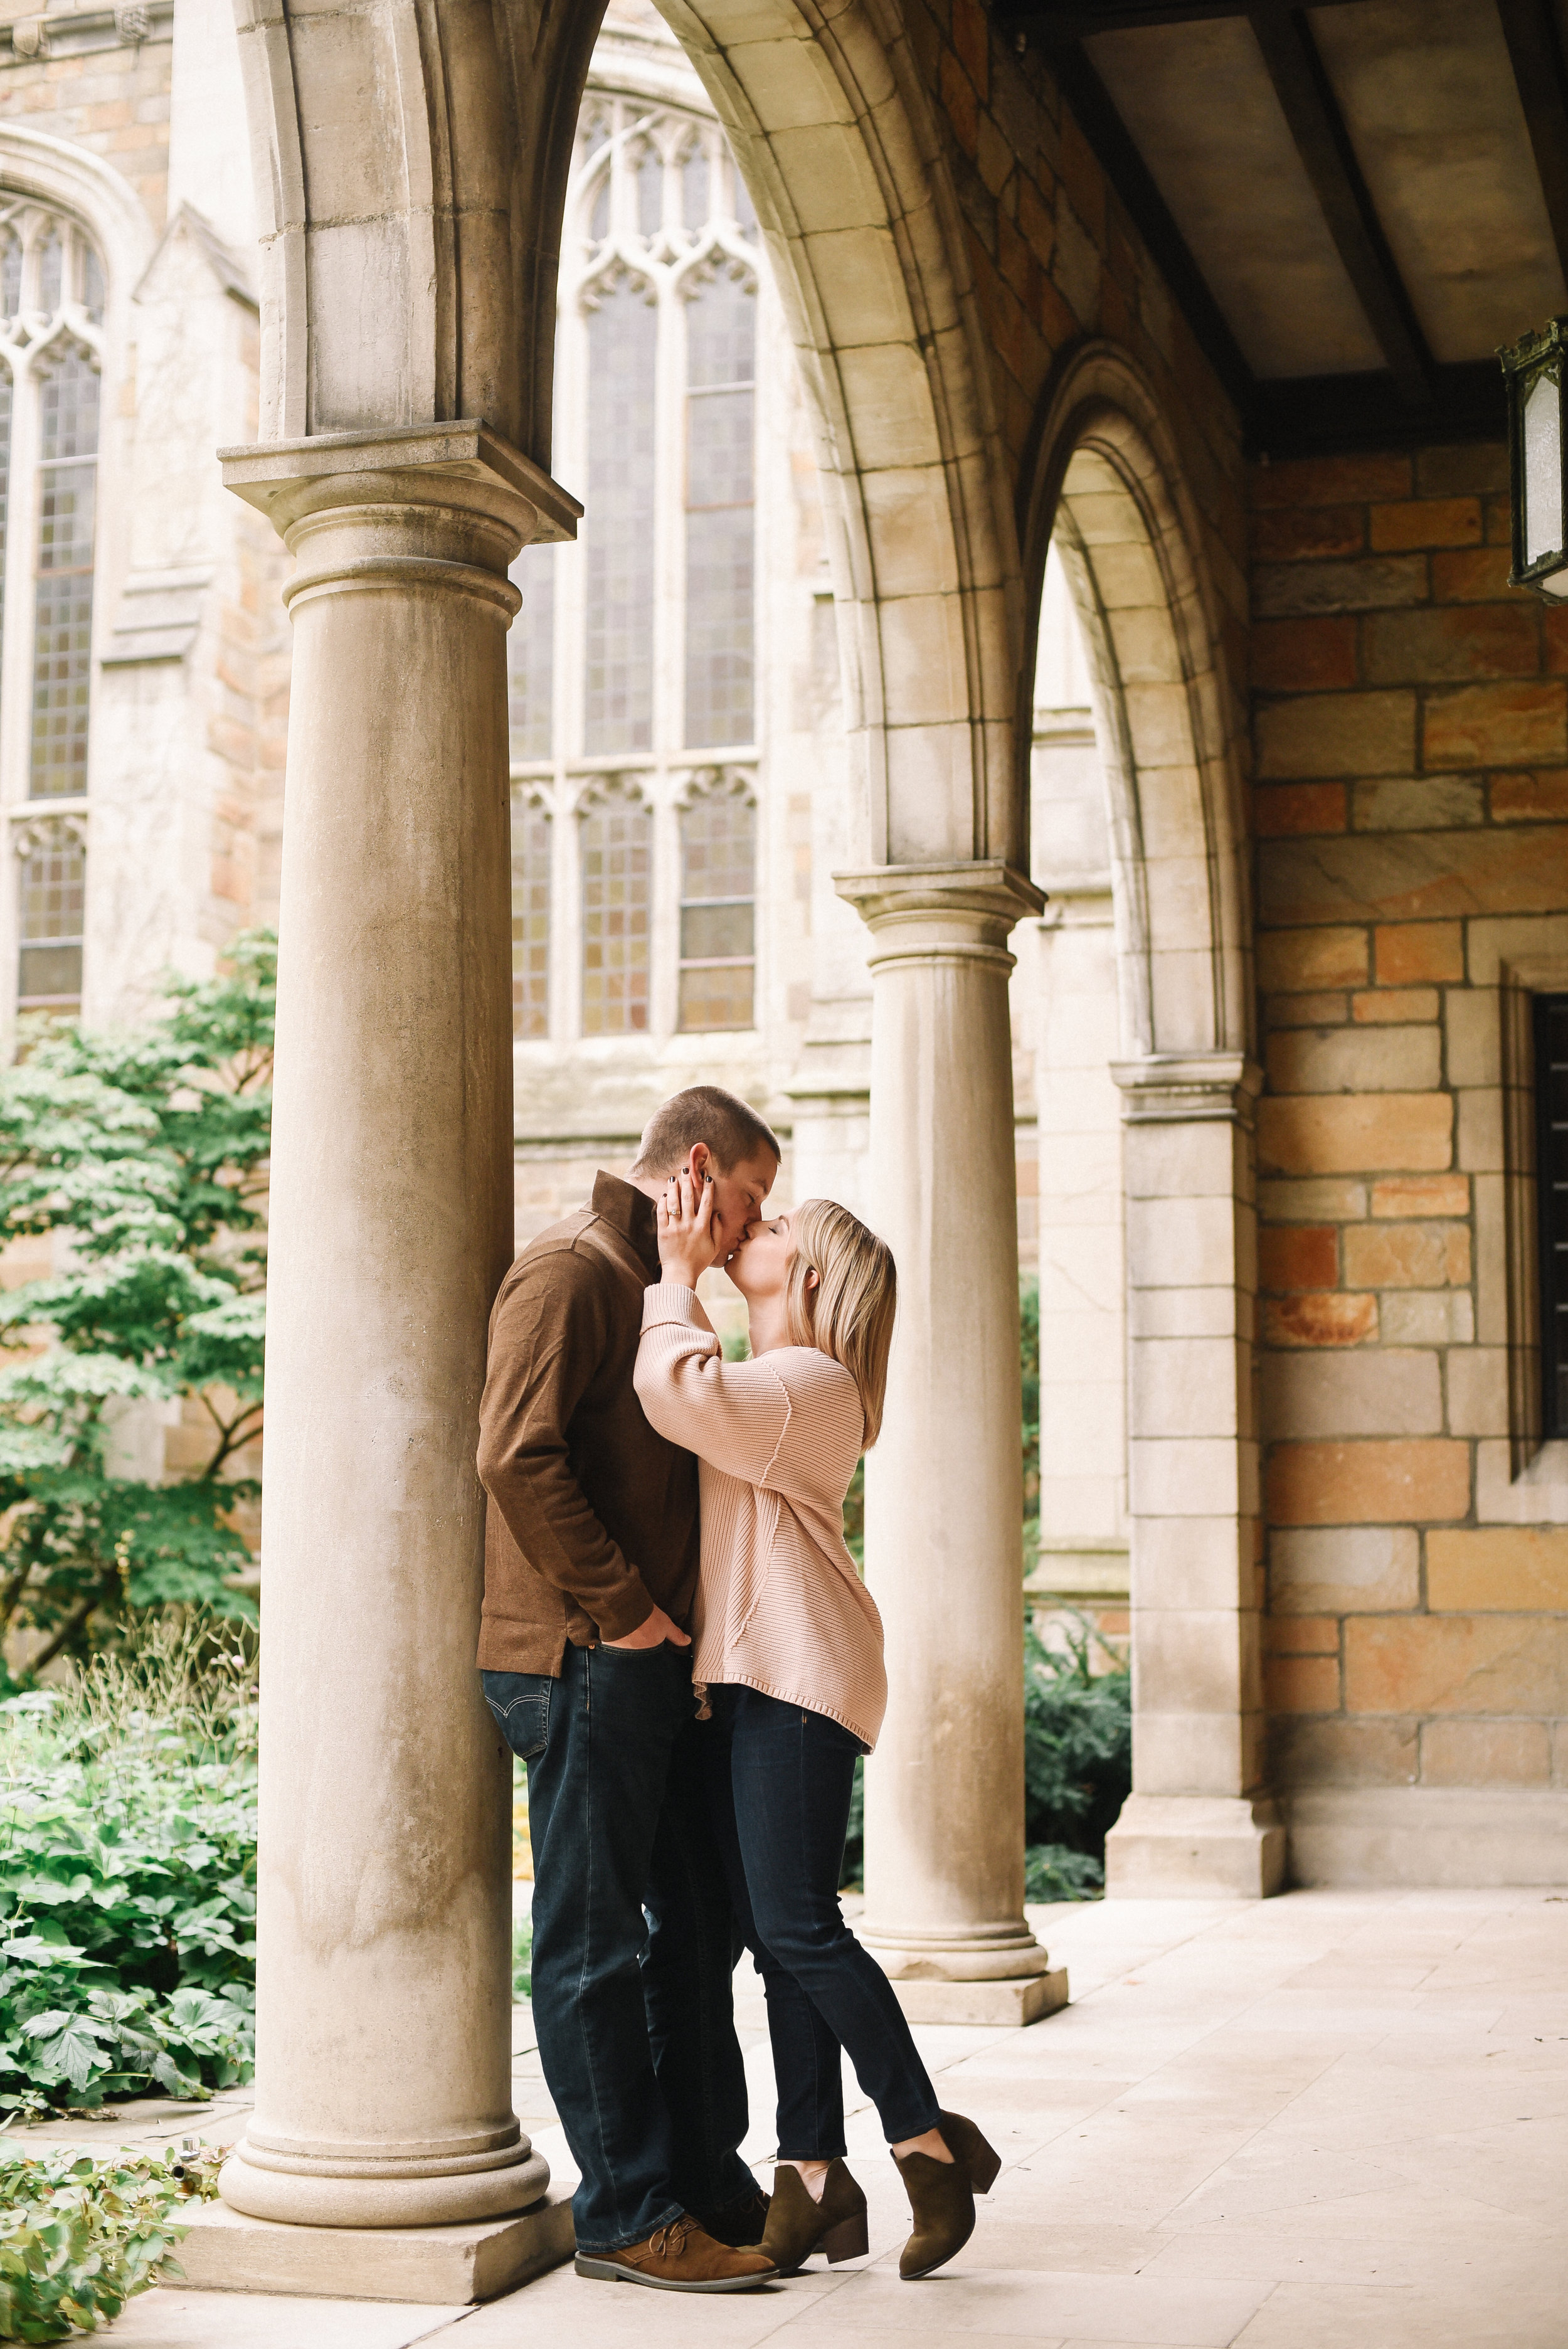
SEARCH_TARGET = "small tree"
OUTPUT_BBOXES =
[0,935,273,1678]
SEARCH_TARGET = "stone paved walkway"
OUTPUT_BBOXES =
[34,1886,1568,2348]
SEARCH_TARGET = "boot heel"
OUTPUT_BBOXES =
[965,2138,1000,2195]
[821,2212,869,2264]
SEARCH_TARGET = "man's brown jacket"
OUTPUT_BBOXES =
[475,1172,699,1673]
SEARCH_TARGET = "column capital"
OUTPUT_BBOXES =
[834,860,1046,973]
[1110,1051,1263,1127]
[219,421,581,610]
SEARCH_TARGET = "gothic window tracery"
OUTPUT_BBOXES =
[677,779,755,1032]
[506,80,761,1044]
[0,199,105,1016]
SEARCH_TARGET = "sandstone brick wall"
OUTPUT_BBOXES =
[0,11,171,229]
[1252,442,1568,1799]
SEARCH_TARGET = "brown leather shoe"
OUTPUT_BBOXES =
[697,2184,771,2246]
[575,2212,776,2291]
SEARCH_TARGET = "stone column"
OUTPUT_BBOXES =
[205,425,580,2289]
[1104,1053,1285,1898]
[835,862,1066,2027]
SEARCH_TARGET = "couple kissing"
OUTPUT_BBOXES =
[475,1084,997,2292]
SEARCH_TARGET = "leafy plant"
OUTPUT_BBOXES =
[1019,1275,1039,1573]
[0,934,274,1675]
[1023,1612,1131,1901]
[0,1617,256,2119]
[511,1919,532,2003]
[0,2142,220,2342]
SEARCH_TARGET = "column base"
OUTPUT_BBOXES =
[890,1968,1069,2027]
[1104,1795,1285,1899]
[173,2190,575,2304]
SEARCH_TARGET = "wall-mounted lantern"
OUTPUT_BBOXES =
[1500,317,1568,599]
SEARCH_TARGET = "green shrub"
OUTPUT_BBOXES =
[511,1920,532,2002]
[1023,1613,1131,1899]
[0,934,273,1677]
[0,1619,256,2119]
[0,2143,220,2343]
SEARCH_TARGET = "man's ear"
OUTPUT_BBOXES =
[688,1142,712,1182]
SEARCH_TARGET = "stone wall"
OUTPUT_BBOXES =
[0,3,171,229]
[1251,442,1568,1875]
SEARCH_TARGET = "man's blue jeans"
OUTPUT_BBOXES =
[482,1644,754,2255]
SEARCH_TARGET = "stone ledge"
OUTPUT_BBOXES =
[889,1968,1068,2027]
[174,2189,574,2304]
[1284,1785,1568,1888]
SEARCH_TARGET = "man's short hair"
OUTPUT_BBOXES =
[630,1085,781,1178]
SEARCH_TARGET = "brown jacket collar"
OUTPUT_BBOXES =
[592,1169,661,1278]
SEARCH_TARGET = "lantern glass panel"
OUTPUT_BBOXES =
[1525,370,1563,566]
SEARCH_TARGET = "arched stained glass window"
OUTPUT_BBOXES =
[0,198,106,1019]
[31,344,99,799]
[504,78,763,1042]
[584,278,657,754]
[685,267,755,749]
[581,783,651,1036]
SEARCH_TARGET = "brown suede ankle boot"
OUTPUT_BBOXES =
[892,2111,1000,2279]
[760,2160,869,2272]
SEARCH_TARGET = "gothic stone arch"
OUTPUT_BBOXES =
[1019,342,1281,1901]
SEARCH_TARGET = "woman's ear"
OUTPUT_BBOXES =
[804,1266,820,1291]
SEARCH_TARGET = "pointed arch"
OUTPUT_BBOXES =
[228,0,1025,877]
[1020,342,1253,1060]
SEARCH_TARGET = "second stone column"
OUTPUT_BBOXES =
[837,861,1066,2027]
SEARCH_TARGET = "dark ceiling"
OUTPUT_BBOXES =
[1000,0,1568,454]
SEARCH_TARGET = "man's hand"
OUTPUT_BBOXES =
[656,1167,721,1288]
[603,1602,691,1650]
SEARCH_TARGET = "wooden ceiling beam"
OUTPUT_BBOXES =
[1246,4,1433,406]
[1496,0,1568,285]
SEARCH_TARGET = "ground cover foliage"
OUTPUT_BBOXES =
[0,934,273,1677]
[0,1618,256,2123]
[0,2143,221,2343]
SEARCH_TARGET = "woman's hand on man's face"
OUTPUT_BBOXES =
[656,1166,719,1288]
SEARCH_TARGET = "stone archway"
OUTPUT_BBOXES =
[215,0,1054,2281]
[1019,344,1281,1899]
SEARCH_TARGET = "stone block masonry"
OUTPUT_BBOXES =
[1251,442,1568,1853]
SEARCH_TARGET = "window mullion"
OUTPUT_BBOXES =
[653,273,685,755]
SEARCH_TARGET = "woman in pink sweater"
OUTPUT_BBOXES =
[633,1172,1000,2283]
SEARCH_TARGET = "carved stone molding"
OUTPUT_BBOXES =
[9,808,87,861]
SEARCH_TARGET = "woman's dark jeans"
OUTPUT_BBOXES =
[706,1683,941,2156]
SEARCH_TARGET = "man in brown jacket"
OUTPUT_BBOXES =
[478,1084,781,2292]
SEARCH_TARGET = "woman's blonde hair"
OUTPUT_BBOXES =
[784,1199,897,1448]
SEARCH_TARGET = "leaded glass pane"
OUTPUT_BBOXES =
[511,802,551,1040]
[591,169,611,244]
[30,345,98,798]
[0,228,20,321]
[581,791,650,1034]
[18,840,84,1006]
[636,140,663,237]
[585,282,656,753]
[677,792,754,1031]
[686,272,755,749]
[682,139,708,232]
[508,544,554,761]
[36,224,61,314]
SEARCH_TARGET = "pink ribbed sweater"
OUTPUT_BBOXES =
[633,1283,887,1750]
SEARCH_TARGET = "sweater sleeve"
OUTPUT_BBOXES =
[633,1283,793,1488]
